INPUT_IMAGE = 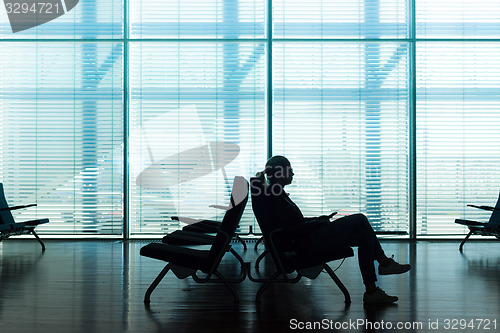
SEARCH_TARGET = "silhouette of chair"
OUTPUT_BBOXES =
[0,183,49,251]
[455,192,500,251]
[169,184,248,250]
[161,177,248,265]
[247,173,353,304]
[140,176,249,305]
[165,176,248,248]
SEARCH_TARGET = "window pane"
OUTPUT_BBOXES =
[0,42,124,234]
[129,42,266,235]
[417,42,500,235]
[273,0,409,38]
[417,0,500,38]
[0,0,123,39]
[129,0,265,39]
[273,42,409,232]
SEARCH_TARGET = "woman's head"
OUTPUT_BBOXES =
[264,155,294,186]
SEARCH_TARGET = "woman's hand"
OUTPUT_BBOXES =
[317,212,337,220]
[328,211,338,218]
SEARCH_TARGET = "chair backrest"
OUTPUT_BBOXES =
[250,174,275,235]
[487,191,500,226]
[205,176,249,272]
[250,175,296,272]
[251,175,353,273]
[0,184,16,226]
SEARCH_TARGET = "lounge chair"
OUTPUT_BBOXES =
[140,176,249,305]
[164,175,249,250]
[0,183,49,251]
[247,173,353,304]
[455,192,500,251]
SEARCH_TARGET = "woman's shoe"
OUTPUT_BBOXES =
[363,287,398,304]
[378,256,411,275]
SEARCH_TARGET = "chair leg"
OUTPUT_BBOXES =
[323,264,351,304]
[255,249,269,270]
[214,271,240,303]
[459,230,473,252]
[255,271,280,303]
[144,264,171,305]
[254,236,264,250]
[235,234,247,251]
[30,230,45,252]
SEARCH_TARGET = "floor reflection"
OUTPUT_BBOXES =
[0,240,499,333]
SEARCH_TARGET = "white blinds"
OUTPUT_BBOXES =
[417,0,500,38]
[127,0,266,235]
[273,0,409,38]
[417,42,500,235]
[0,42,123,234]
[129,0,265,38]
[128,42,266,235]
[416,0,500,235]
[0,0,123,38]
[273,42,410,232]
[1,0,500,237]
[126,0,266,235]
[272,1,410,233]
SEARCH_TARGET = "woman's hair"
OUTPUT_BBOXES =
[264,155,291,181]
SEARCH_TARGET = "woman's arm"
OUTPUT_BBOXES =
[304,211,337,223]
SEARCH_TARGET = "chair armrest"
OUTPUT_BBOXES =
[274,220,328,233]
[171,216,204,225]
[266,223,330,277]
[467,204,500,211]
[268,220,327,244]
[0,203,37,211]
[172,216,220,225]
[209,205,230,211]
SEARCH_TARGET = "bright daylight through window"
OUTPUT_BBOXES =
[0,0,499,237]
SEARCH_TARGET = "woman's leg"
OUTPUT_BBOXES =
[312,213,385,286]
[334,213,386,260]
[309,213,409,303]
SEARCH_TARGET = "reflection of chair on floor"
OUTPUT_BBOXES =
[455,192,500,252]
[140,176,249,305]
[247,174,353,304]
[0,183,49,251]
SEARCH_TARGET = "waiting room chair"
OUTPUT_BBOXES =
[455,192,500,251]
[247,173,353,304]
[140,176,249,305]
[162,176,248,264]
[169,182,248,250]
[0,183,49,251]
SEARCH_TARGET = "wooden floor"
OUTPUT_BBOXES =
[0,239,499,333]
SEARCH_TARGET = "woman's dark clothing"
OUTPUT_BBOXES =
[267,189,384,284]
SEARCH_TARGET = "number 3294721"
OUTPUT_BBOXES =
[443,319,497,330]
[5,2,62,14]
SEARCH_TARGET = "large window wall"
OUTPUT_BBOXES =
[128,42,266,234]
[0,2,124,235]
[271,0,410,232]
[1,0,499,237]
[416,1,500,235]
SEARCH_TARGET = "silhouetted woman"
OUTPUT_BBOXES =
[262,155,410,304]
